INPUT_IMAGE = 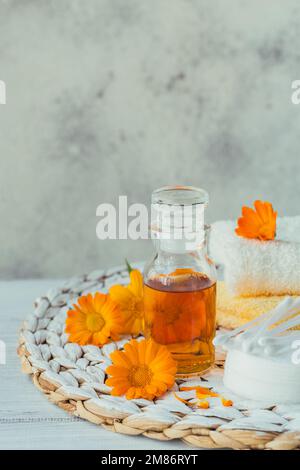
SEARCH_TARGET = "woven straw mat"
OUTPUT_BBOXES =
[18,266,300,450]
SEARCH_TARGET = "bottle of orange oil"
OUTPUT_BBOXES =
[143,186,217,377]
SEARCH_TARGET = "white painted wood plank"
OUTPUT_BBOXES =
[0,280,192,450]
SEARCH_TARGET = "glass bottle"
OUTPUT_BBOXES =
[143,186,217,377]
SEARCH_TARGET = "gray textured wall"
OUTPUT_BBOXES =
[1,0,300,279]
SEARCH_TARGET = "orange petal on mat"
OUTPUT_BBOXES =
[173,392,193,407]
[197,400,210,409]
[179,385,233,408]
[221,397,233,407]
[196,391,219,399]
[180,385,205,391]
[235,200,277,241]
[180,385,219,397]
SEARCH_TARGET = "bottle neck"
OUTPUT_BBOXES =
[150,202,206,253]
[154,237,206,254]
[153,234,207,256]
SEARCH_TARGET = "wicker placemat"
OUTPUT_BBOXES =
[18,266,300,450]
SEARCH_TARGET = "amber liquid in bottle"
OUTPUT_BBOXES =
[144,269,216,377]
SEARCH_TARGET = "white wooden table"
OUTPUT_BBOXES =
[0,279,193,450]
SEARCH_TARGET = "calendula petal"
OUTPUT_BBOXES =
[222,397,233,407]
[110,350,132,367]
[198,400,210,409]
[94,292,107,311]
[109,284,134,305]
[128,270,144,297]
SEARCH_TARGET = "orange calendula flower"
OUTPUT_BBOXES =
[235,200,277,241]
[65,292,122,346]
[109,269,144,335]
[105,338,177,400]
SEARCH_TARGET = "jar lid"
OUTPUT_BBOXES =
[152,185,209,207]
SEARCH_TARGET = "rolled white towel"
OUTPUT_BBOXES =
[209,216,300,296]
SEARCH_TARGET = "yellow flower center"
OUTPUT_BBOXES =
[86,313,105,332]
[128,365,153,387]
